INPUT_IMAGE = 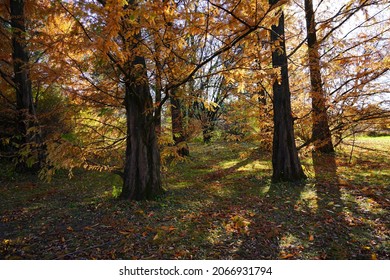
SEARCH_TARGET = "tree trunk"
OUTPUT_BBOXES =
[304,0,334,153]
[154,59,163,137]
[269,6,306,182]
[258,89,267,106]
[121,56,164,200]
[170,94,189,156]
[202,122,214,144]
[11,0,41,171]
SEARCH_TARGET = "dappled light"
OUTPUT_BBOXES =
[1,139,389,259]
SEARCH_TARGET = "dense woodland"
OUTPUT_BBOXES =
[0,0,389,259]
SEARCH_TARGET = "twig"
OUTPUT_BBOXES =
[348,129,356,164]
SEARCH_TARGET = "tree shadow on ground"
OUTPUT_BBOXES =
[311,152,350,259]
[196,146,306,259]
[202,147,268,181]
[1,143,388,259]
[233,151,350,259]
[237,180,306,259]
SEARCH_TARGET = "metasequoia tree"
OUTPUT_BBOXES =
[192,73,229,143]
[287,0,389,148]
[121,55,163,200]
[0,0,43,171]
[269,0,306,181]
[49,0,164,199]
[320,0,390,142]
[93,0,163,200]
[170,90,189,156]
[52,0,311,198]
[304,0,334,153]
[188,51,230,144]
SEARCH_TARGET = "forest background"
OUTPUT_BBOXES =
[0,0,389,259]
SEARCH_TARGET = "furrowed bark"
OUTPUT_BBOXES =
[121,56,163,200]
[269,2,306,182]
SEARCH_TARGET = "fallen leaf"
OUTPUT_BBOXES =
[158,225,177,233]
[119,229,134,235]
[153,233,160,241]
[281,253,295,259]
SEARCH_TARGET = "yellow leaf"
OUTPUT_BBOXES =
[237,83,246,93]
[153,233,160,241]
[2,239,11,245]
[371,253,378,260]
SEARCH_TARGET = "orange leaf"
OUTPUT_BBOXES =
[309,235,314,241]
[161,226,177,232]
[281,253,294,259]
[168,226,177,232]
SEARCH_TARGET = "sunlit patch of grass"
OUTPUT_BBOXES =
[168,181,193,190]
[279,233,299,247]
[237,160,271,172]
[207,181,234,198]
[259,184,271,196]
[278,233,306,259]
[341,189,357,204]
[355,135,390,146]
[295,185,318,213]
[218,160,239,169]
[206,226,226,245]
[353,195,385,215]
[339,136,390,164]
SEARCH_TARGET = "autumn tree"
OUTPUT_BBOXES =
[170,91,189,156]
[42,0,310,198]
[191,73,229,143]
[96,0,164,200]
[323,0,389,142]
[287,0,389,149]
[189,55,230,143]
[304,0,334,153]
[269,0,306,182]
[0,0,49,171]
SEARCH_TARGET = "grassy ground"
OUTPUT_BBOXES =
[0,136,389,259]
